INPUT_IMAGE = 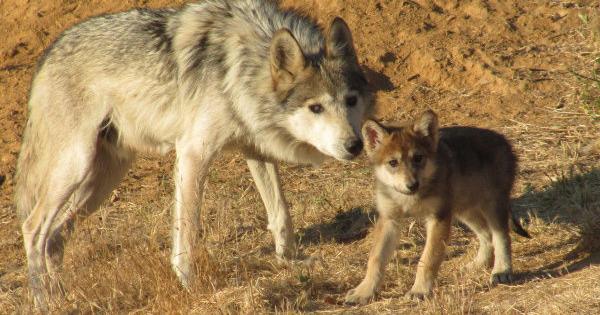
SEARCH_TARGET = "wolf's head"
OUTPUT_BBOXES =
[362,111,439,195]
[270,18,372,161]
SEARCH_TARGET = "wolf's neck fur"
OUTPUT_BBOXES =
[173,0,324,107]
[169,0,329,164]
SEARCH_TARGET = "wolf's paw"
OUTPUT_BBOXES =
[462,259,489,272]
[404,290,429,302]
[344,285,375,305]
[491,271,513,285]
[275,253,291,264]
[275,246,299,265]
[275,239,298,261]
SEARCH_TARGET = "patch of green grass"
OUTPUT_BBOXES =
[579,13,590,25]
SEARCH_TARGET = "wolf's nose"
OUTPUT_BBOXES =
[407,181,420,192]
[345,139,363,156]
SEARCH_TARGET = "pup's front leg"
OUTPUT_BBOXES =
[345,217,399,305]
[247,158,296,259]
[406,214,451,300]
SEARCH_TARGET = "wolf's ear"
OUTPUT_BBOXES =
[326,17,358,62]
[270,29,306,86]
[413,110,439,145]
[362,119,388,156]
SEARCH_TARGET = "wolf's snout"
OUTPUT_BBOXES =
[406,181,420,193]
[344,138,363,157]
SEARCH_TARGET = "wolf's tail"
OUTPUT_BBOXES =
[510,212,531,239]
[14,120,42,222]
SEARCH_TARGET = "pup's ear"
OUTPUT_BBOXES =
[270,29,306,87]
[413,110,439,146]
[362,119,388,156]
[325,17,358,62]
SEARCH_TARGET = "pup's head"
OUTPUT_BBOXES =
[270,18,372,161]
[362,111,439,195]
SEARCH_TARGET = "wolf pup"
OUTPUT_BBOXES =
[345,110,529,304]
[15,0,372,307]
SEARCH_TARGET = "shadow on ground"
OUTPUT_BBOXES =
[299,207,377,245]
[299,167,600,287]
[513,166,600,281]
[363,65,395,93]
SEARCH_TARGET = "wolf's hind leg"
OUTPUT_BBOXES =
[246,158,295,258]
[45,141,133,278]
[23,194,72,309]
[21,139,98,309]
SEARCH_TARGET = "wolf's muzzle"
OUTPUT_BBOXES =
[344,138,363,157]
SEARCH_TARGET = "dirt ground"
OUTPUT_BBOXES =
[1,0,600,313]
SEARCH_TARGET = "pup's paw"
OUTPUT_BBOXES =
[344,286,375,305]
[491,272,513,285]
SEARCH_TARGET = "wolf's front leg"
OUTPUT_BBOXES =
[406,214,451,300]
[171,143,216,289]
[246,159,295,258]
[345,217,399,305]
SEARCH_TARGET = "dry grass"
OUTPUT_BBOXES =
[4,143,600,314]
[1,0,600,314]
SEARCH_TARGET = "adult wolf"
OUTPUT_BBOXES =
[15,0,372,307]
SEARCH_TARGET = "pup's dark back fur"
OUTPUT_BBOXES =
[440,126,517,202]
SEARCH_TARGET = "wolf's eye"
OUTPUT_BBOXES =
[345,95,358,107]
[388,159,399,168]
[413,154,424,164]
[309,104,324,114]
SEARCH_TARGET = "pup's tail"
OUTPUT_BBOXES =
[510,213,531,239]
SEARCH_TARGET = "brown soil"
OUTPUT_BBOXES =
[1,0,599,313]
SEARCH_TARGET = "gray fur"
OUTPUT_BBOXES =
[15,0,372,308]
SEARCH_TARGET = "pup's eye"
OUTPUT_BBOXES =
[413,154,424,164]
[309,104,324,114]
[388,159,399,167]
[345,95,358,107]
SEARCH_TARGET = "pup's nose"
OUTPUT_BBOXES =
[407,181,420,192]
[344,139,363,157]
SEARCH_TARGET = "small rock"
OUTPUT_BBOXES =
[431,4,444,14]
[423,22,436,31]
[379,52,397,64]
